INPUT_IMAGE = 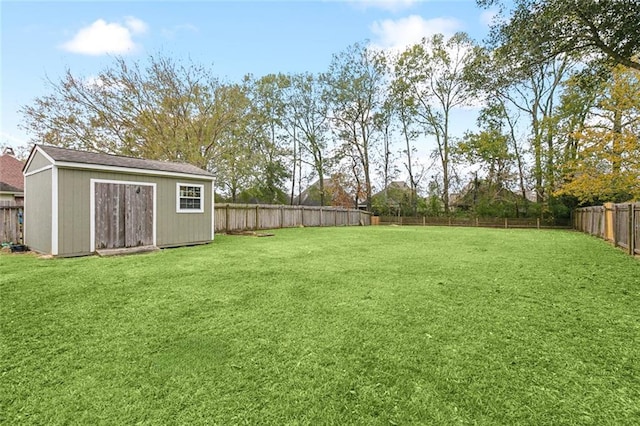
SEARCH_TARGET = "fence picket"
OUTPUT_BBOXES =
[215,204,371,233]
[575,203,640,257]
[0,206,23,244]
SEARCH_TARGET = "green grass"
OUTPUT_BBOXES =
[1,226,639,425]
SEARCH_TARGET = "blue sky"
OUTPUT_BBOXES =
[1,0,496,150]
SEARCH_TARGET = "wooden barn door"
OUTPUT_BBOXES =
[94,182,154,249]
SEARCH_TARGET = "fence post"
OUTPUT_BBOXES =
[537,217,540,230]
[255,205,259,230]
[504,218,508,229]
[612,205,618,247]
[423,216,426,226]
[629,203,635,255]
[225,204,230,233]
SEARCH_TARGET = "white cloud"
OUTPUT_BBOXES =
[61,17,148,56]
[124,16,148,34]
[370,15,463,51]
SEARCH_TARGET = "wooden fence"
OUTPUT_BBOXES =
[215,204,371,233]
[377,215,571,229]
[574,203,640,256]
[0,205,23,244]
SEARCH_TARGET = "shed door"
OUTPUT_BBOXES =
[94,182,154,249]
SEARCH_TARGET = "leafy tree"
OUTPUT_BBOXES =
[21,55,244,171]
[373,98,400,212]
[390,58,423,214]
[325,42,388,211]
[469,47,573,203]
[480,0,640,71]
[247,74,291,204]
[395,32,479,213]
[553,68,604,190]
[213,83,261,202]
[287,73,332,206]
[456,114,514,190]
[556,65,640,203]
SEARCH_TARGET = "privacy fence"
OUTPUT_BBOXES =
[574,202,640,256]
[376,215,571,229]
[215,204,371,233]
[0,205,23,244]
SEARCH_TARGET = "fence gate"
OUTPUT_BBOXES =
[94,182,154,250]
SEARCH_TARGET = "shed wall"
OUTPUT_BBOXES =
[26,150,52,173]
[57,168,212,256]
[24,168,52,254]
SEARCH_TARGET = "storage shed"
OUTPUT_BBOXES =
[23,144,215,257]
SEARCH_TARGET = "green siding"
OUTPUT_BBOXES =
[24,168,52,254]
[57,169,92,256]
[56,168,213,256]
[25,150,52,173]
[156,177,213,246]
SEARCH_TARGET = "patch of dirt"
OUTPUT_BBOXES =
[226,231,275,237]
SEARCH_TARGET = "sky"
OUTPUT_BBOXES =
[1,0,498,152]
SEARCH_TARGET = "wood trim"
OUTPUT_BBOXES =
[51,166,58,256]
[24,164,53,177]
[56,161,214,181]
[176,182,205,213]
[211,181,215,241]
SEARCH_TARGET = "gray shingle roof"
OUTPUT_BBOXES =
[37,145,214,178]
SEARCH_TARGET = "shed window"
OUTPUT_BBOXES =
[177,183,204,213]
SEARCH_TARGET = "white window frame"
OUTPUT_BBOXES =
[176,183,204,213]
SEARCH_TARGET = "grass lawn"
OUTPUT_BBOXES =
[1,226,639,425]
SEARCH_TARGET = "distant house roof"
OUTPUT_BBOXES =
[367,181,413,202]
[295,177,353,207]
[0,148,25,191]
[25,145,214,179]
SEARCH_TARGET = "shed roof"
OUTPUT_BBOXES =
[27,145,214,178]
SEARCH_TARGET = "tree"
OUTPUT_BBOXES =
[373,98,399,212]
[247,74,291,204]
[456,107,514,190]
[21,55,245,171]
[396,32,479,213]
[556,65,640,203]
[209,83,259,202]
[480,0,640,72]
[390,59,422,215]
[287,73,332,206]
[325,42,388,211]
[552,68,604,196]
[469,47,573,204]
